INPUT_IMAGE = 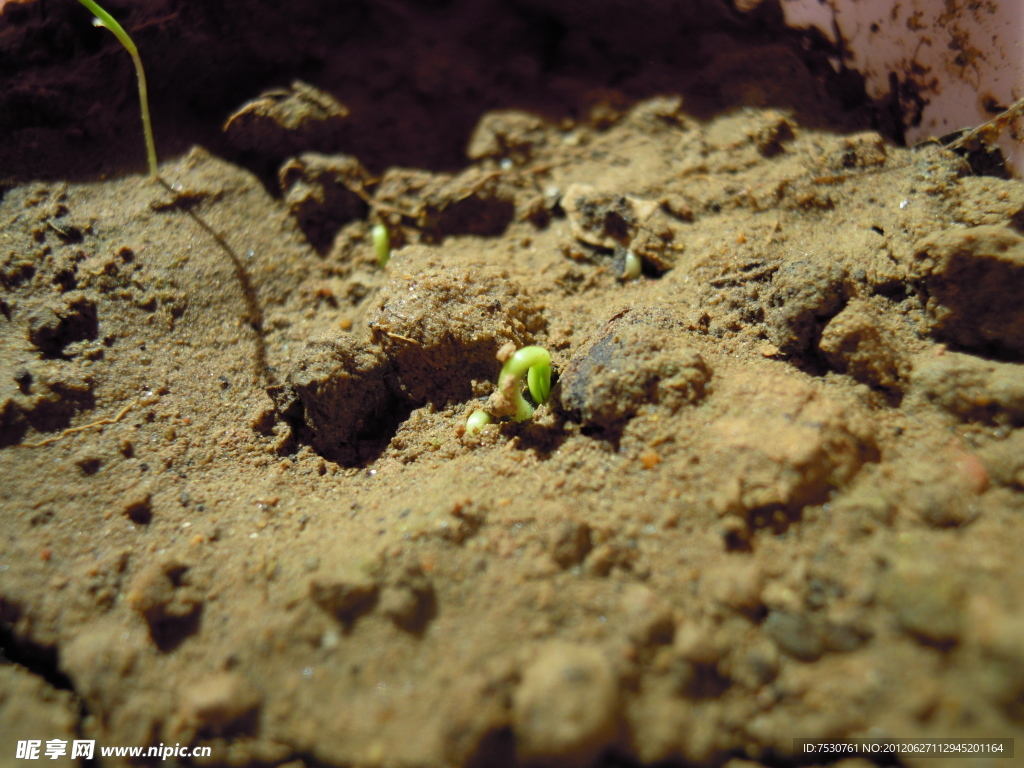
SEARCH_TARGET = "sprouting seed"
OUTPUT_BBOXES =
[464,345,553,434]
[465,409,493,436]
[498,345,552,422]
[77,0,158,178]
[623,250,642,280]
[372,224,391,268]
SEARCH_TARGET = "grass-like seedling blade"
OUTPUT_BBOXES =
[78,0,158,178]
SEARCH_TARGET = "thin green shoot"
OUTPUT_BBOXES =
[77,0,158,178]
[372,224,391,268]
[498,346,552,422]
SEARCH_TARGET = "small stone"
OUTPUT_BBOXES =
[513,642,620,766]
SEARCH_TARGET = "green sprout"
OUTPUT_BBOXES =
[372,223,391,268]
[78,0,158,178]
[465,346,552,435]
[499,345,552,421]
[504,345,552,420]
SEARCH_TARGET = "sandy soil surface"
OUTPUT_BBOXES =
[2,1,1023,766]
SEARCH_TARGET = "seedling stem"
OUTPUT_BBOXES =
[78,0,158,178]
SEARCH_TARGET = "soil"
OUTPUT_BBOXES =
[2,1,1024,767]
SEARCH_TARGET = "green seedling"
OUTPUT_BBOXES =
[466,345,552,435]
[372,223,391,268]
[78,0,158,178]
[501,345,551,421]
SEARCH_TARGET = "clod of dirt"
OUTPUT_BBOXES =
[25,292,98,356]
[558,308,710,430]
[747,110,797,158]
[762,610,823,661]
[379,562,436,634]
[708,373,877,521]
[373,166,518,240]
[766,258,848,358]
[562,184,658,251]
[549,519,592,568]
[911,225,1024,357]
[369,246,545,405]
[418,167,518,239]
[121,485,154,525]
[704,560,764,614]
[911,350,1024,424]
[618,584,675,646]
[0,665,80,752]
[818,298,909,391]
[309,564,379,625]
[628,206,683,273]
[977,431,1024,489]
[126,559,203,651]
[279,153,371,252]
[0,361,95,445]
[223,80,350,157]
[896,452,985,529]
[881,551,965,647]
[513,642,620,767]
[286,334,395,465]
[176,672,262,737]
[828,131,888,170]
[467,110,556,164]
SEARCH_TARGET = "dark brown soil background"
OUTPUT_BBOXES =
[2,1,1023,766]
